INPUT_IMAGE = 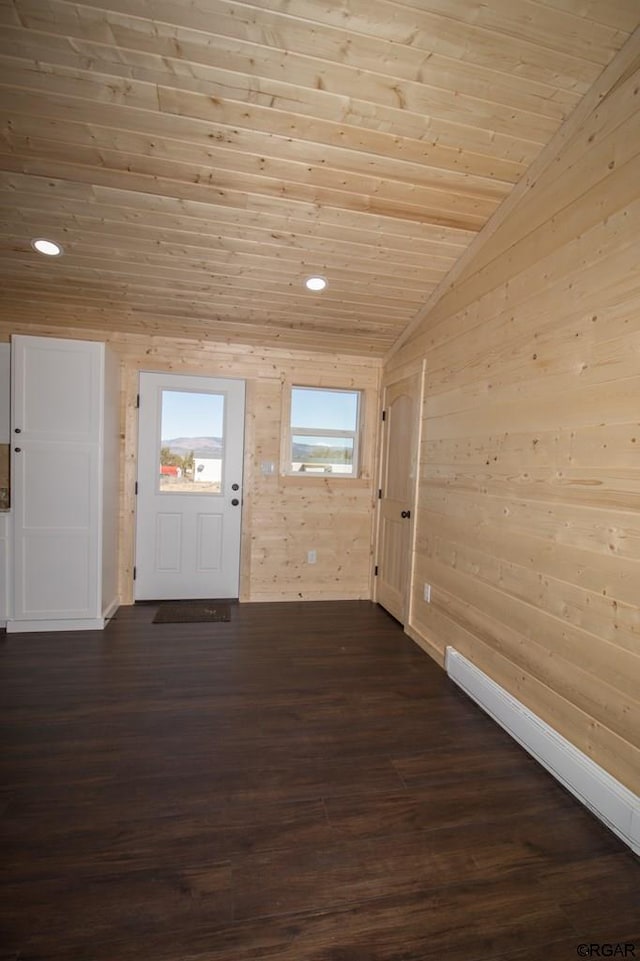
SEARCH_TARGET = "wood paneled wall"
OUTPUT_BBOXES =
[385,33,640,795]
[0,323,381,605]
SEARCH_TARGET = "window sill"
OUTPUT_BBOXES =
[280,473,371,489]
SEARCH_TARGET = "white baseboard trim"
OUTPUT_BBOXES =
[7,614,110,633]
[6,599,120,634]
[445,647,640,857]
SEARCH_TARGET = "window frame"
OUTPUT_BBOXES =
[283,385,363,478]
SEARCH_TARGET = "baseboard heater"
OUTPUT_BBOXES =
[445,647,639,856]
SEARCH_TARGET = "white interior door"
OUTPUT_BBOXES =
[11,335,102,621]
[135,372,245,600]
[376,371,422,624]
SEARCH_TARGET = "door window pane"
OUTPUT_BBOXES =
[159,390,224,493]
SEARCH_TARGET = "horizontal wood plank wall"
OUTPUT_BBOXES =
[0,323,381,605]
[385,34,640,795]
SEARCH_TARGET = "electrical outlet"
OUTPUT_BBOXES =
[307,549,317,565]
[423,583,431,603]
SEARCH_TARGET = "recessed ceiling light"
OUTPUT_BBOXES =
[305,275,327,292]
[32,238,63,257]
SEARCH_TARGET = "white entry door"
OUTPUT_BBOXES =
[135,372,245,600]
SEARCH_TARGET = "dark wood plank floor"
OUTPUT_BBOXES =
[1,601,638,961]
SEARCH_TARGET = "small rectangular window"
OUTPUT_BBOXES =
[288,386,361,476]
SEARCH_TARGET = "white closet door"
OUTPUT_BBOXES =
[11,336,102,621]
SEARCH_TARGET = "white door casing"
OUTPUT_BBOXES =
[135,372,245,600]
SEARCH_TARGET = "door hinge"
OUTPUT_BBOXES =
[134,481,138,495]
[378,488,382,500]
[381,409,386,422]
[374,565,379,576]
[133,566,137,580]
[136,393,140,409]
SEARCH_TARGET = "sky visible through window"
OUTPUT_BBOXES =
[161,390,225,441]
[291,387,358,431]
[160,386,358,454]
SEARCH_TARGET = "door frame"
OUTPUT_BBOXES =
[132,369,248,603]
[374,359,426,626]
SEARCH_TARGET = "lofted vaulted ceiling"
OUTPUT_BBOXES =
[0,0,638,355]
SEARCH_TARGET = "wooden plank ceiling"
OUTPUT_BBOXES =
[0,0,637,355]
